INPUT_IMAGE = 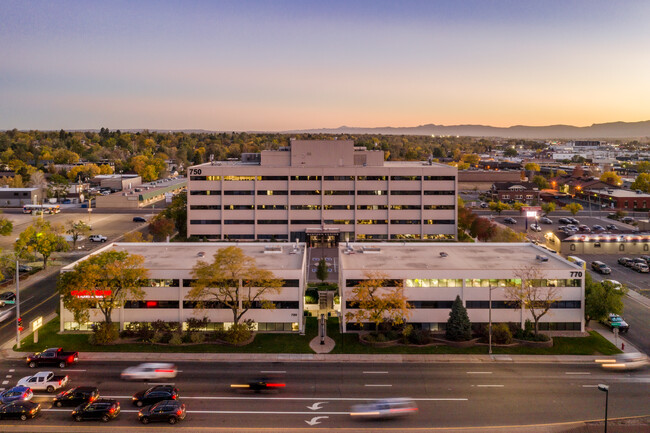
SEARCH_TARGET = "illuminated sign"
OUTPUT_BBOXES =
[71,290,112,298]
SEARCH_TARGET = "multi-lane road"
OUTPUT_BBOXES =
[0,360,647,431]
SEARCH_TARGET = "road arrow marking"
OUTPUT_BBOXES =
[305,416,329,425]
[307,402,328,410]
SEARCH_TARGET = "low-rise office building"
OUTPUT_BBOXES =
[94,177,186,208]
[59,242,307,333]
[0,187,42,207]
[339,242,585,333]
[187,139,457,245]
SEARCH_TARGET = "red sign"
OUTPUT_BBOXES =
[71,290,112,299]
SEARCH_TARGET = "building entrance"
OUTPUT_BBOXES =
[306,227,340,248]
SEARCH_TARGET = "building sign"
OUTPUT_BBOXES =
[31,316,43,331]
[71,290,112,298]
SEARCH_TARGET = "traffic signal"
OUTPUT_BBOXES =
[17,317,23,332]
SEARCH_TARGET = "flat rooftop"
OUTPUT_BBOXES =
[339,242,577,272]
[62,242,305,272]
[195,160,453,169]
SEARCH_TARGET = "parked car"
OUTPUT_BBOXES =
[89,234,107,243]
[0,401,41,421]
[132,385,179,407]
[591,261,611,275]
[138,400,186,424]
[133,216,147,223]
[0,292,16,307]
[71,399,120,422]
[592,225,606,232]
[606,224,618,230]
[603,314,629,333]
[633,262,649,273]
[618,257,633,267]
[18,265,33,272]
[17,371,69,393]
[578,225,591,233]
[121,363,177,381]
[558,217,571,224]
[530,223,542,232]
[53,386,99,408]
[350,398,418,419]
[0,386,33,404]
[568,217,580,224]
[621,216,635,224]
[603,280,622,290]
[26,347,79,368]
[480,202,489,208]
[540,217,553,224]
[503,217,517,224]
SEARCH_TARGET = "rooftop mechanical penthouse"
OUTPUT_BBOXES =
[187,139,458,245]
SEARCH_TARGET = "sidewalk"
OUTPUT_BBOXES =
[590,321,639,353]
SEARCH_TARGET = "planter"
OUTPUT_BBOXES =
[513,337,553,348]
[358,333,400,348]
[432,337,480,348]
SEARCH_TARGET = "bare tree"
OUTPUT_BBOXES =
[504,265,561,335]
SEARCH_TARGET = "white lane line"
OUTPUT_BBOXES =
[364,384,392,387]
[0,388,4,391]
[147,382,175,386]
[63,369,87,372]
[9,369,14,372]
[363,371,388,374]
[477,385,504,387]
[1,381,7,385]
[582,385,599,388]
[566,372,591,375]
[467,372,492,374]
[260,371,286,374]
[45,408,139,413]
[82,395,468,401]
[5,375,11,378]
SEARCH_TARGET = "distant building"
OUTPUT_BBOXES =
[0,187,42,207]
[458,170,521,192]
[94,177,186,209]
[90,174,142,192]
[490,182,540,204]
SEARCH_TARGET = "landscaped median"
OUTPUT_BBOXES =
[14,316,622,356]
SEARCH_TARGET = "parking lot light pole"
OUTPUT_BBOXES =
[598,384,609,433]
[15,258,21,349]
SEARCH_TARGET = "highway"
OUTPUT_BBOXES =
[0,360,647,431]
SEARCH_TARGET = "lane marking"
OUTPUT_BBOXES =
[582,385,599,388]
[37,395,468,401]
[5,375,11,378]
[63,369,86,372]
[477,385,504,387]
[0,388,4,391]
[566,372,591,375]
[1,381,7,385]
[260,371,286,374]
[364,384,392,387]
[9,369,14,372]
[467,372,492,374]
[363,371,388,374]
[189,410,349,415]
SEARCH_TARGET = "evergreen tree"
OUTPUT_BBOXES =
[316,258,329,283]
[446,295,472,341]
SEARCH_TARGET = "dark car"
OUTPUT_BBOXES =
[0,401,41,421]
[591,261,611,275]
[53,386,99,408]
[618,257,633,267]
[133,216,147,223]
[0,292,16,307]
[230,377,286,392]
[540,217,553,224]
[0,386,33,404]
[138,400,186,425]
[72,399,120,422]
[606,224,618,230]
[568,217,580,224]
[132,385,179,407]
[558,217,571,224]
[592,225,606,233]
[26,347,79,368]
[503,217,517,224]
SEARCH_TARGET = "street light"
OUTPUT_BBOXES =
[598,384,609,433]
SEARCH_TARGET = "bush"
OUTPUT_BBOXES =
[492,323,513,344]
[186,317,209,332]
[223,321,254,344]
[409,329,431,345]
[89,322,119,345]
[169,333,183,345]
[189,332,205,344]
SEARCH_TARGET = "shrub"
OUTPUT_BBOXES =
[169,333,183,345]
[409,329,431,345]
[89,322,119,345]
[151,320,169,334]
[401,324,414,343]
[190,332,205,344]
[224,322,254,344]
[446,295,472,341]
[186,317,209,332]
[151,331,166,344]
[492,323,513,344]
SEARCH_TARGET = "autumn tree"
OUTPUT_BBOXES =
[345,271,411,332]
[489,201,510,215]
[68,164,101,182]
[160,191,187,238]
[541,202,556,215]
[504,266,561,336]
[524,162,540,172]
[470,217,495,241]
[600,171,622,186]
[631,173,650,193]
[563,202,583,216]
[15,220,69,268]
[584,274,626,326]
[489,226,527,242]
[66,220,91,248]
[532,175,549,189]
[0,212,12,236]
[188,246,282,326]
[123,231,153,242]
[148,215,175,241]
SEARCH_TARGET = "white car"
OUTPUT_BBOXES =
[120,363,178,381]
[597,352,650,371]
[89,234,107,243]
[350,398,418,419]
[603,280,622,290]
[17,371,69,393]
[530,224,542,232]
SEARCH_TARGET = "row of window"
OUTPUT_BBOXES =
[352,278,582,288]
[345,300,581,310]
[192,189,455,196]
[345,322,581,331]
[191,219,455,225]
[195,233,454,241]
[190,204,455,211]
[124,300,300,309]
[191,175,455,182]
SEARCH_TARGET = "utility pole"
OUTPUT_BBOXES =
[15,258,21,349]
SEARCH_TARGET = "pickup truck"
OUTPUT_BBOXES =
[17,371,69,393]
[603,314,630,333]
[26,347,79,369]
[89,234,107,243]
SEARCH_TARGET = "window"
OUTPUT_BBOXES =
[357,190,386,195]
[424,190,455,195]
[423,176,455,181]
[223,190,253,195]
[224,175,261,181]
[292,175,321,181]
[290,219,321,224]
[390,190,420,195]
[619,244,625,251]
[324,175,355,180]
[291,205,321,210]
[424,219,455,224]
[290,190,320,195]
[261,176,288,181]
[257,190,288,195]
[423,204,455,210]
[358,204,388,210]
[406,301,454,309]
[124,300,179,309]
[190,205,221,210]
[324,190,354,195]
[257,220,287,224]
[190,219,220,224]
[190,175,221,181]
[357,175,386,181]
[224,220,254,224]
[190,190,220,195]
[223,204,254,210]
[391,176,421,181]
[550,301,581,309]
[390,205,420,210]
[502,194,510,199]
[405,279,463,287]
[251,301,299,309]
[570,244,576,251]
[390,219,420,224]
[324,219,352,224]
[346,279,401,287]
[257,204,287,210]
[183,300,229,309]
[537,322,581,331]
[147,279,179,287]
[357,219,388,224]
[323,205,353,210]
[466,301,517,309]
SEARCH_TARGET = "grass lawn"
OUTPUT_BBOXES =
[16,316,621,356]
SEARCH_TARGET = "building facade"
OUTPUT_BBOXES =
[0,187,42,207]
[490,182,540,204]
[186,139,457,245]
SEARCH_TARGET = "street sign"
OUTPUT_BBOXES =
[31,316,43,344]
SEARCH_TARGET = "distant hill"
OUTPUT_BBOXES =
[283,120,650,139]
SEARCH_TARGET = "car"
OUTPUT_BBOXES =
[641,255,650,263]
[540,217,553,224]
[0,292,16,307]
[603,280,622,289]
[503,217,517,224]
[621,216,635,224]
[53,386,99,408]
[592,225,605,232]
[568,217,580,224]
[0,401,41,421]
[132,385,179,407]
[480,202,489,208]
[133,216,147,223]
[89,234,107,243]
[558,217,571,224]
[138,400,186,425]
[121,363,177,381]
[99,190,111,196]
[18,264,32,272]
[26,347,79,368]
[633,262,649,273]
[529,223,541,232]
[603,314,629,333]
[71,399,120,422]
[598,352,650,371]
[591,261,611,275]
[618,257,633,267]
[230,378,286,392]
[0,386,33,404]
[606,224,618,230]
[350,398,418,419]
[578,225,591,233]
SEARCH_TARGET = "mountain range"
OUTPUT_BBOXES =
[282,120,650,140]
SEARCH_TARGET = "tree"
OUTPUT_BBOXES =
[160,192,187,238]
[47,174,69,200]
[15,220,69,268]
[148,215,175,241]
[188,246,282,326]
[489,226,527,242]
[563,203,583,216]
[600,171,622,186]
[532,175,549,189]
[345,271,411,332]
[316,258,329,283]
[541,202,556,215]
[489,201,510,215]
[58,250,148,326]
[445,295,472,341]
[504,147,518,157]
[636,161,650,174]
[0,212,12,236]
[470,217,495,241]
[584,274,626,326]
[524,163,540,172]
[504,266,561,335]
[512,202,526,211]
[66,220,91,248]
[631,173,650,193]
[123,231,153,242]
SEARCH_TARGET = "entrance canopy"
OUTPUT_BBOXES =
[306,227,340,248]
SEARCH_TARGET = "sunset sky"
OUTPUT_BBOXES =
[2,0,649,131]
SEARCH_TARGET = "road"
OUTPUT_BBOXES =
[0,360,647,431]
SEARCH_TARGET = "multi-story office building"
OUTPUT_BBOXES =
[187,139,457,245]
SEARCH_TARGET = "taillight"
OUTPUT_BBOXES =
[266,383,286,387]
[68,355,74,363]
[176,409,182,416]
[171,394,176,399]
[109,408,115,414]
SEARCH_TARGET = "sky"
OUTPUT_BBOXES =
[1,0,649,131]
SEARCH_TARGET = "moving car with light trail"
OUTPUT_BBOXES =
[596,352,650,371]
[350,398,418,419]
[121,363,177,381]
[230,377,286,392]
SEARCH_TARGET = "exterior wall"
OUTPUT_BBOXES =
[0,188,41,207]
[561,240,650,255]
